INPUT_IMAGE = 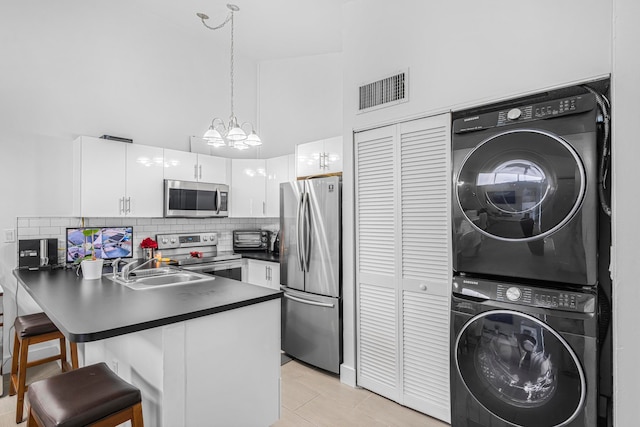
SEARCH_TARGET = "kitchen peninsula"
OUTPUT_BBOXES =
[13,267,282,426]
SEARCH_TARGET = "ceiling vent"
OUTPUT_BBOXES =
[358,69,408,113]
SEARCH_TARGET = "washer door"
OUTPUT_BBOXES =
[455,129,586,242]
[455,310,586,427]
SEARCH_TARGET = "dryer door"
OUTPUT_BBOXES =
[455,129,585,242]
[454,310,586,427]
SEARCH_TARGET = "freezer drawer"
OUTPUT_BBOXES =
[281,288,342,374]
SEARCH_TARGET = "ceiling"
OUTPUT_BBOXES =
[134,0,344,62]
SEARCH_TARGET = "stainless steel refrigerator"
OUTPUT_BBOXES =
[280,176,342,374]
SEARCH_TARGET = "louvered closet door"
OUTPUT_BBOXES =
[399,115,451,423]
[355,125,400,401]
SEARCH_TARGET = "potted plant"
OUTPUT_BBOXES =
[79,228,104,279]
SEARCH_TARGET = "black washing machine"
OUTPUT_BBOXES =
[452,88,599,286]
[451,276,598,427]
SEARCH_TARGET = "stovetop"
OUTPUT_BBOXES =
[156,232,242,265]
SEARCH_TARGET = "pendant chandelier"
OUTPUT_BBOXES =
[197,4,261,150]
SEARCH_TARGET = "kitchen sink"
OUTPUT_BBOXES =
[105,267,212,290]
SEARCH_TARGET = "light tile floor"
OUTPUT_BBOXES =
[273,360,449,427]
[0,360,450,426]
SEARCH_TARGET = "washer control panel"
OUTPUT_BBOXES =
[452,276,596,313]
[453,93,596,134]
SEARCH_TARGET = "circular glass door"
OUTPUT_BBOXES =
[455,310,585,427]
[455,129,585,242]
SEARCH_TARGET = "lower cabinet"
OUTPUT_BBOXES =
[355,114,452,423]
[246,259,280,290]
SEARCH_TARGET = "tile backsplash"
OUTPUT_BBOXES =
[16,216,278,264]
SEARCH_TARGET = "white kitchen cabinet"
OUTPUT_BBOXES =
[355,114,451,423]
[163,148,229,184]
[72,136,164,217]
[231,159,266,217]
[287,153,296,182]
[246,259,280,290]
[296,136,343,178]
[265,154,292,218]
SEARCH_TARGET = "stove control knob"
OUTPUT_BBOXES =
[202,236,208,241]
[209,235,215,241]
[506,286,522,301]
[507,108,522,120]
[161,237,168,244]
[170,238,177,244]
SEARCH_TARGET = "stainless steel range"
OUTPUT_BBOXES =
[156,232,243,280]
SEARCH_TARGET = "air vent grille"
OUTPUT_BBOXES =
[359,70,408,112]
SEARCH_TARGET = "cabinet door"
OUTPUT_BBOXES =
[125,144,164,217]
[77,136,126,217]
[323,136,343,173]
[355,125,399,401]
[296,140,324,178]
[287,154,296,182]
[268,262,280,290]
[265,155,290,218]
[398,115,451,423]
[197,154,229,184]
[231,159,266,217]
[247,259,268,287]
[163,149,198,181]
[355,114,452,423]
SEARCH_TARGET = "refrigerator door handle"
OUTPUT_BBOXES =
[283,293,335,308]
[296,192,304,271]
[302,191,311,272]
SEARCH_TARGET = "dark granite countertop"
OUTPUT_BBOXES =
[13,267,282,343]
[239,252,280,263]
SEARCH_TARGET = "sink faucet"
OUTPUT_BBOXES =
[121,258,157,282]
[111,258,124,278]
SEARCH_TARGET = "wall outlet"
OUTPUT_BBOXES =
[4,228,15,243]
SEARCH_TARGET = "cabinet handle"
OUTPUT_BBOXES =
[419,284,427,291]
[199,165,202,179]
[126,197,131,214]
[119,197,124,214]
[194,164,198,180]
[266,266,269,281]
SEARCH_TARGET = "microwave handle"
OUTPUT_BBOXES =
[216,188,221,215]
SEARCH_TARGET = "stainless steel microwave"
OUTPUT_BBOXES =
[164,180,229,218]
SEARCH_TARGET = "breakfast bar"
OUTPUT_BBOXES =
[13,267,283,426]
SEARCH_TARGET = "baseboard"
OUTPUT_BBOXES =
[340,363,356,387]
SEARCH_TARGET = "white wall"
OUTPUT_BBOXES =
[340,0,616,414]
[611,0,640,425]
[258,53,343,158]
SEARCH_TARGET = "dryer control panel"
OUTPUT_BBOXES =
[453,94,596,133]
[452,276,596,313]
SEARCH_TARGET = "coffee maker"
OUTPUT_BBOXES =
[18,239,58,270]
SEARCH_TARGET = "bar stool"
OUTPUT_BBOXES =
[9,312,79,423]
[26,362,144,427]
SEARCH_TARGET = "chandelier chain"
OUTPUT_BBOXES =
[230,10,234,117]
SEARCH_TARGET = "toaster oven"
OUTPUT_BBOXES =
[233,230,270,252]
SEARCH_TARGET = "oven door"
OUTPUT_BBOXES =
[183,260,244,281]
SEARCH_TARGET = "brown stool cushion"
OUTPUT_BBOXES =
[27,362,141,427]
[14,312,59,338]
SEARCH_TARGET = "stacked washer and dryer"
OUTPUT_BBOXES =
[450,83,612,427]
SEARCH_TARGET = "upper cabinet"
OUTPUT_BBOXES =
[231,159,266,217]
[72,136,164,217]
[296,136,343,178]
[163,148,229,184]
[265,154,294,218]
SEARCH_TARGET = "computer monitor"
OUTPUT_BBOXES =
[66,226,134,263]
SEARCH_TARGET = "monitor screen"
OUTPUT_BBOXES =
[66,226,134,263]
